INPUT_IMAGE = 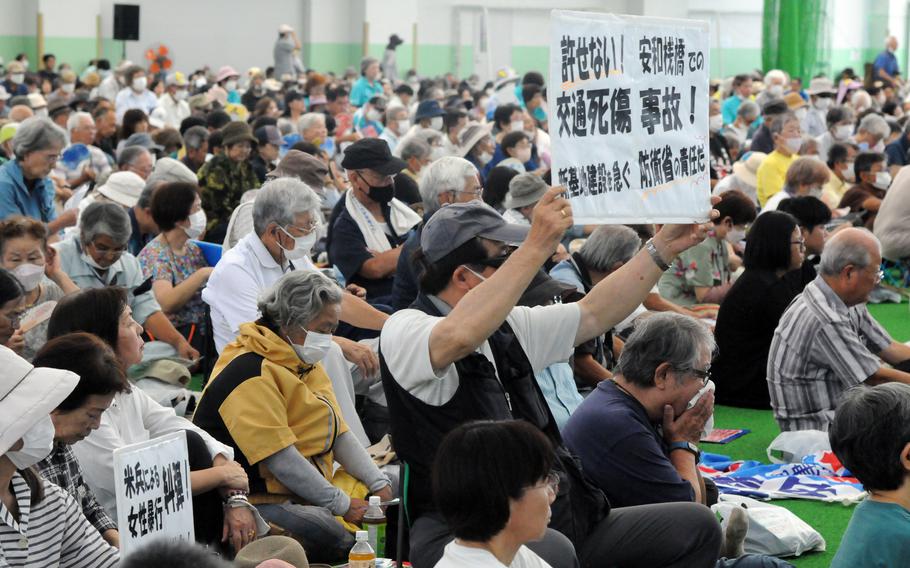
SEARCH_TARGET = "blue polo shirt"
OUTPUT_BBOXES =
[0,159,57,223]
[874,50,900,81]
[350,76,384,107]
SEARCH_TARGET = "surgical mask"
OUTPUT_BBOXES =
[100,69,112,79]
[478,151,493,164]
[515,147,532,163]
[395,119,410,136]
[183,209,207,239]
[62,83,75,94]
[686,379,715,439]
[709,114,723,132]
[843,163,856,182]
[783,136,802,154]
[21,60,28,71]
[12,262,45,292]
[174,89,189,101]
[225,79,238,91]
[194,77,207,89]
[724,226,745,245]
[768,84,784,97]
[366,108,382,122]
[533,106,547,122]
[10,73,24,84]
[874,171,892,190]
[431,146,447,161]
[808,186,824,198]
[81,250,109,271]
[873,140,886,153]
[834,124,853,141]
[509,119,524,133]
[814,98,831,111]
[278,226,317,261]
[794,107,808,122]
[7,415,55,469]
[429,116,444,131]
[288,329,333,364]
[132,76,147,91]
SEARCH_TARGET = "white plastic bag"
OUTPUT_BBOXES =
[766,430,831,464]
[713,495,826,557]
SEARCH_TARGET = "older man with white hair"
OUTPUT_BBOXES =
[768,228,910,432]
[874,35,902,87]
[53,111,113,192]
[389,156,484,310]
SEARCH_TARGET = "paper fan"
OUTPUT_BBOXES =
[145,43,173,75]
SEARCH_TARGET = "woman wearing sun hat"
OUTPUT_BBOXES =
[0,344,119,566]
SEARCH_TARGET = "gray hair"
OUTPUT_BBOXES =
[857,113,890,142]
[79,200,132,246]
[11,116,67,160]
[183,125,209,150]
[415,129,443,147]
[737,100,760,122]
[297,112,325,133]
[257,270,343,330]
[818,228,881,276]
[577,225,642,272]
[419,156,477,215]
[617,312,716,388]
[769,111,798,137]
[66,111,93,135]
[360,56,379,76]
[399,137,431,161]
[117,145,151,168]
[137,182,157,209]
[386,104,407,123]
[252,177,321,236]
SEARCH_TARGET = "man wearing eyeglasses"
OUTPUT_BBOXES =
[563,312,716,510]
[769,227,910,432]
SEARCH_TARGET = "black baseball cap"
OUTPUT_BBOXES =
[420,201,529,263]
[341,138,406,175]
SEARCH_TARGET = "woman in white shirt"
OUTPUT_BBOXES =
[433,420,557,568]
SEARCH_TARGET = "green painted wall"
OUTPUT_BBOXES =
[511,46,548,76]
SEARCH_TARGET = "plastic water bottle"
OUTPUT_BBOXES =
[349,530,376,567]
[362,495,387,557]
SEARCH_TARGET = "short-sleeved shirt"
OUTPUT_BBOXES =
[138,237,209,328]
[756,150,797,206]
[54,236,161,325]
[380,300,581,406]
[350,76,384,108]
[767,276,893,431]
[0,159,57,225]
[721,95,742,126]
[873,50,901,82]
[563,380,695,508]
[658,236,730,307]
[21,277,65,362]
[831,499,910,568]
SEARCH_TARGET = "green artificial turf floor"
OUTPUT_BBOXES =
[707,300,907,568]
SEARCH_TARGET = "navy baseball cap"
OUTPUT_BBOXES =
[420,202,529,263]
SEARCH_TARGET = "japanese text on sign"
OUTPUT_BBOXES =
[549,10,711,224]
[114,431,194,557]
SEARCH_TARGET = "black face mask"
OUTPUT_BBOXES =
[359,173,394,204]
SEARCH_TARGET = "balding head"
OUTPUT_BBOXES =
[887,36,899,51]
[8,105,33,123]
[819,228,883,306]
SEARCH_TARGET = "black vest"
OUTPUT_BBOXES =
[380,293,608,549]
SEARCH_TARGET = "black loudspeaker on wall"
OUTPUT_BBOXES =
[113,4,140,41]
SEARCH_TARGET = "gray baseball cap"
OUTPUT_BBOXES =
[420,202,529,263]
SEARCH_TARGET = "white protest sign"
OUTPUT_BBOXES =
[549,10,711,224]
[113,430,194,557]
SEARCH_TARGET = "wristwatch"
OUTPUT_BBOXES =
[645,239,670,271]
[668,440,700,459]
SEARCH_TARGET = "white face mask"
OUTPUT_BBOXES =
[478,151,493,164]
[807,186,824,198]
[12,262,45,292]
[395,119,410,136]
[874,171,892,190]
[7,415,55,469]
[843,163,856,182]
[509,119,524,133]
[80,249,111,272]
[814,98,831,111]
[225,79,238,91]
[62,83,75,94]
[366,108,382,122]
[515,147,532,163]
[685,379,715,439]
[194,77,207,89]
[783,136,802,154]
[834,124,853,141]
[288,329,333,364]
[278,226,317,261]
[724,226,746,245]
[431,146,447,161]
[132,76,147,91]
[183,209,207,239]
[873,140,886,154]
[794,107,808,122]
[709,114,723,132]
[10,73,24,84]
[768,84,784,97]
[174,89,189,101]
[21,60,29,71]
[429,116,444,131]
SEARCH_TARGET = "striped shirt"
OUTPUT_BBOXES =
[0,473,119,567]
[767,276,892,431]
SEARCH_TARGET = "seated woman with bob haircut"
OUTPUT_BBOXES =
[433,420,558,568]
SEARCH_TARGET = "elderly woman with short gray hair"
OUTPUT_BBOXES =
[193,269,394,564]
[54,200,200,360]
[0,116,76,233]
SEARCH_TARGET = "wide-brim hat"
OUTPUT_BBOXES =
[783,92,806,110]
[97,170,146,207]
[732,151,767,188]
[235,536,309,568]
[0,345,79,456]
[268,149,329,189]
[215,65,240,84]
[807,77,836,96]
[414,100,445,121]
[221,121,257,146]
[503,172,548,209]
[456,121,493,157]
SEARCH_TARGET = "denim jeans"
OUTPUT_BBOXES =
[257,502,354,564]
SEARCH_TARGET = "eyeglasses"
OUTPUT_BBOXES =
[474,253,511,268]
[285,221,320,236]
[875,269,884,284]
[88,241,127,257]
[536,472,559,495]
[791,239,806,252]
[684,365,712,386]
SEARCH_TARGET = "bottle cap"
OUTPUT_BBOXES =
[356,530,368,541]
[369,495,381,506]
